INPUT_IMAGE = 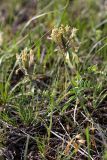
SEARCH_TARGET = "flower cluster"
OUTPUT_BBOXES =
[16,48,35,76]
[50,24,79,53]
[50,25,79,69]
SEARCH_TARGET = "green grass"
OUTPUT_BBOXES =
[0,0,107,159]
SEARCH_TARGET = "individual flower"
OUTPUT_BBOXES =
[70,27,78,38]
[21,48,29,69]
[65,25,70,32]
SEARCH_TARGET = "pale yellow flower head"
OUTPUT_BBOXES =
[50,24,80,68]
[51,24,79,53]
[16,48,35,76]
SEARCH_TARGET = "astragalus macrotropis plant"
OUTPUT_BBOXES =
[50,24,80,70]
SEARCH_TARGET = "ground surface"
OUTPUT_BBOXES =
[0,0,107,160]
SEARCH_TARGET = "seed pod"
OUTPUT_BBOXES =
[77,139,85,144]
[29,49,34,68]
